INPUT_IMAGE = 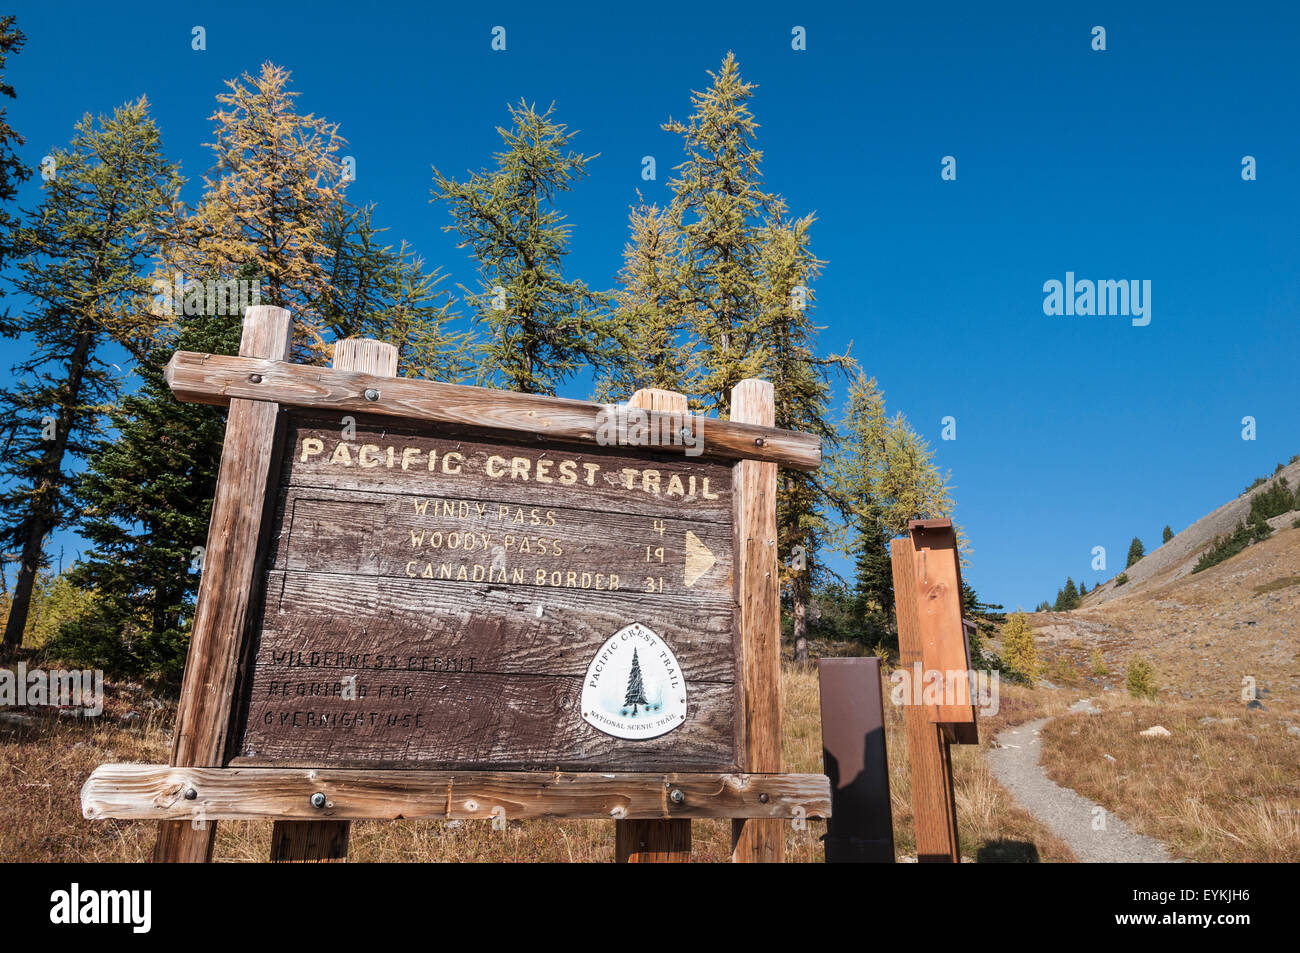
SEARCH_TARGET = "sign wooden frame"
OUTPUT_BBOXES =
[80,307,828,863]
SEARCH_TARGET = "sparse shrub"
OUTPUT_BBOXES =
[1115,572,1129,586]
[1193,520,1259,573]
[1001,611,1039,683]
[1090,649,1109,676]
[1125,656,1158,700]
[1248,477,1293,523]
[1047,655,1082,686]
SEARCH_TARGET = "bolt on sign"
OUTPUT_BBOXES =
[79,307,831,863]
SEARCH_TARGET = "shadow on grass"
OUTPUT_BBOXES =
[976,839,1042,863]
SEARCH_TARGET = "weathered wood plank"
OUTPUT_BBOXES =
[908,519,978,739]
[231,380,742,775]
[154,305,292,864]
[84,766,831,821]
[269,338,397,864]
[233,672,737,770]
[254,570,738,682]
[280,414,736,524]
[164,351,823,470]
[270,820,350,862]
[729,379,785,863]
[267,485,734,602]
[616,818,692,862]
[891,535,960,862]
[615,387,695,863]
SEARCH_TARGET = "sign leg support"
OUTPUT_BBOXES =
[153,306,292,862]
[267,337,399,863]
[730,379,784,863]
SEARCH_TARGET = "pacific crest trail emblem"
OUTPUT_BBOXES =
[580,623,687,740]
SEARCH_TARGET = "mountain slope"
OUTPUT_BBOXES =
[1084,458,1300,607]
[1035,521,1300,705]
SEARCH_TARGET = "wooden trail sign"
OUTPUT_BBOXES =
[890,518,980,863]
[80,306,830,863]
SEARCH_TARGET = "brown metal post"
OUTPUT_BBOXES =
[818,657,895,862]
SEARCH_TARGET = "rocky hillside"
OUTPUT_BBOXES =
[1084,458,1300,606]
[1032,517,1300,708]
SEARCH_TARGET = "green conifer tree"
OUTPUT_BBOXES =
[758,209,850,662]
[1126,536,1145,568]
[55,303,243,676]
[850,511,893,639]
[661,53,777,414]
[961,581,1005,669]
[432,101,611,395]
[596,198,686,400]
[314,204,474,380]
[833,373,957,646]
[0,16,29,320]
[0,99,180,652]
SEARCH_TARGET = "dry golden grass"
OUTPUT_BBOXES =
[1020,525,1300,862]
[0,697,170,863]
[1039,694,1300,862]
[1032,524,1300,709]
[1,662,1076,862]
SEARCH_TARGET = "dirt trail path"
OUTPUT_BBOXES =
[987,717,1179,863]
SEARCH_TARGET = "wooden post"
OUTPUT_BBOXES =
[153,306,292,862]
[729,379,783,863]
[269,819,350,862]
[890,535,960,862]
[268,337,398,863]
[909,520,977,743]
[613,387,693,863]
[818,657,894,862]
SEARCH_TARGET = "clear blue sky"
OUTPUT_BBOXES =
[5,0,1299,610]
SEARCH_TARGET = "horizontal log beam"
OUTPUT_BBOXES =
[83,765,830,822]
[163,352,822,471]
